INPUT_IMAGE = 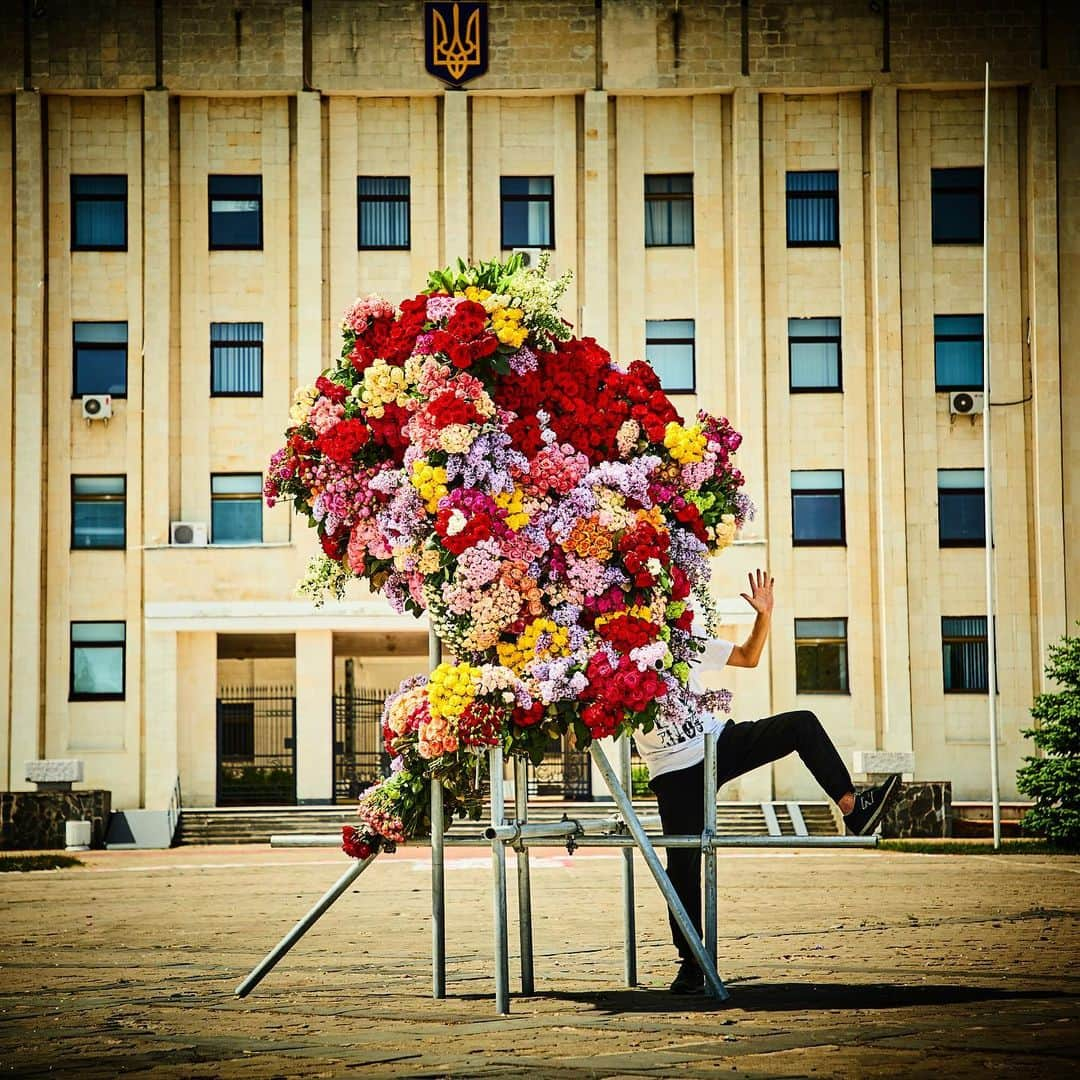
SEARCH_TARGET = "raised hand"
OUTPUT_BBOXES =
[740,569,775,616]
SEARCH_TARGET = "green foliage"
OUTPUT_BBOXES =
[1017,623,1080,845]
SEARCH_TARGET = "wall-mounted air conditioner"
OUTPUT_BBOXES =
[512,247,543,268]
[81,394,112,421]
[170,521,208,546]
[949,391,985,416]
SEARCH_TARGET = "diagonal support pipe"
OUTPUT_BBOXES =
[589,741,729,1002]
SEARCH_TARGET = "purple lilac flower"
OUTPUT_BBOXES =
[508,345,538,374]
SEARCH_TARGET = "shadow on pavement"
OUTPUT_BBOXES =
[519,981,1073,1014]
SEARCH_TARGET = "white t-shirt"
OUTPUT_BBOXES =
[632,636,735,780]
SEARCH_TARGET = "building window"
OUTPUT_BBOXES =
[644,173,694,247]
[786,170,839,246]
[71,175,127,251]
[209,175,263,250]
[645,319,695,392]
[795,618,849,694]
[211,323,263,396]
[791,470,845,545]
[500,176,554,249]
[73,322,128,398]
[357,176,410,249]
[70,621,126,700]
[789,317,842,392]
[934,314,984,391]
[942,616,988,692]
[938,469,985,547]
[211,473,263,544]
[932,167,983,245]
[71,476,126,549]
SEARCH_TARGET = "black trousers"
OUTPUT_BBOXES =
[648,709,854,963]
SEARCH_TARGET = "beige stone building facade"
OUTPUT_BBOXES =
[2,1,1077,811]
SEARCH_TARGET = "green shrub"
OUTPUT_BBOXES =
[1017,623,1080,846]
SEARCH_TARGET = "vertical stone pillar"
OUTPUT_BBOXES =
[442,90,470,265]
[143,90,172,547]
[177,631,218,807]
[729,88,773,801]
[177,98,211,525]
[295,630,334,804]
[144,629,179,809]
[868,86,913,755]
[1025,83,1066,684]
[9,90,45,790]
[581,90,610,342]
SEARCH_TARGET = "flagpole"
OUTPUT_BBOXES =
[982,61,1002,850]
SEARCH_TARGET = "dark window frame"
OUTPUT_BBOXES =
[210,322,264,397]
[210,471,264,545]
[70,474,127,551]
[72,321,129,400]
[791,472,847,547]
[644,318,696,394]
[934,313,984,392]
[644,172,695,248]
[794,617,850,695]
[938,469,986,548]
[786,170,840,248]
[69,620,126,702]
[208,174,264,251]
[499,175,555,250]
[941,615,995,694]
[931,167,984,246]
[788,317,843,393]
[357,175,411,251]
[70,174,128,252]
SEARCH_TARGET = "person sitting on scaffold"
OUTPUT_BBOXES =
[634,568,902,995]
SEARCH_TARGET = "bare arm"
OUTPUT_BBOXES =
[727,569,774,668]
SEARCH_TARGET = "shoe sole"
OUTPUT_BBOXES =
[853,773,901,836]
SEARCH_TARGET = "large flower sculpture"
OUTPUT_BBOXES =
[266,254,753,860]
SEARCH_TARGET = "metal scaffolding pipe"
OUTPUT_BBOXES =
[703,730,718,984]
[619,737,637,987]
[514,756,535,994]
[429,628,446,998]
[589,742,730,1002]
[431,777,446,999]
[234,852,378,998]
[489,746,510,1014]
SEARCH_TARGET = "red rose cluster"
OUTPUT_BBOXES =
[617,519,671,588]
[496,338,680,464]
[596,613,660,654]
[458,700,503,747]
[341,824,373,860]
[315,417,370,464]
[581,651,668,739]
[348,295,428,374]
[430,300,500,369]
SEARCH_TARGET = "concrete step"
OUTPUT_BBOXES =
[177,801,840,845]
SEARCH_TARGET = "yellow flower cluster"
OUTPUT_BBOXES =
[594,604,654,630]
[410,461,448,513]
[496,618,570,674]
[289,383,318,425]
[461,285,493,304]
[427,661,481,722]
[491,305,527,348]
[438,423,479,455]
[494,486,530,531]
[712,512,737,551]
[359,360,410,418]
[664,422,708,465]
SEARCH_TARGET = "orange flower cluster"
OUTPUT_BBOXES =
[499,560,543,618]
[564,515,614,561]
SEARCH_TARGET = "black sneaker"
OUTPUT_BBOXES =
[670,959,705,995]
[844,773,902,836]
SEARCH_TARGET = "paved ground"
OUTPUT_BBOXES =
[1,842,1078,1078]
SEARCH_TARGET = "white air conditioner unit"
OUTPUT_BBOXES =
[512,247,543,269]
[949,390,985,416]
[170,521,208,547]
[81,394,112,421]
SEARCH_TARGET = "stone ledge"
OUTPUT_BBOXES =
[26,759,85,785]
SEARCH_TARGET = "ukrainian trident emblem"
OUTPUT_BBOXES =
[425,2,489,86]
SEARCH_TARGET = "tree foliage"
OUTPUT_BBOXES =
[1017,624,1080,845]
